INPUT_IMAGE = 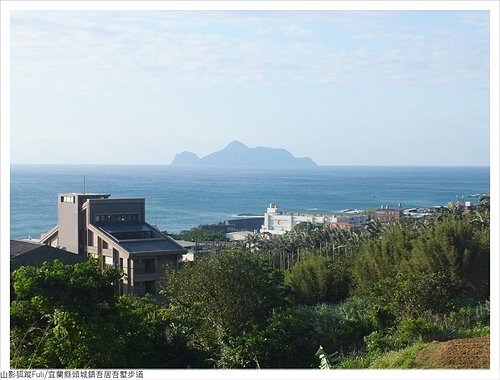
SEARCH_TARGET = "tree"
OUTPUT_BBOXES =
[405,216,489,300]
[292,221,315,233]
[369,272,456,320]
[351,223,416,293]
[116,295,208,368]
[11,260,124,368]
[172,228,227,242]
[11,260,196,368]
[162,248,285,367]
[285,254,351,305]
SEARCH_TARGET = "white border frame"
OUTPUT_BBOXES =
[1,1,498,379]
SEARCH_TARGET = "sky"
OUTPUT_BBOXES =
[9,9,491,166]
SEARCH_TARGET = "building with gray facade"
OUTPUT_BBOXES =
[10,239,87,271]
[40,193,186,296]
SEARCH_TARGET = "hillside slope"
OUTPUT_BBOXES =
[415,336,489,369]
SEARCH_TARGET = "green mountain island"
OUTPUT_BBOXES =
[171,140,317,167]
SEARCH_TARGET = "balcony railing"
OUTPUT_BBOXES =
[86,245,98,255]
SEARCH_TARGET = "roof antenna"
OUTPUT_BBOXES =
[83,175,86,194]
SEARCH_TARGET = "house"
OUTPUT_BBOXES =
[375,206,403,222]
[10,239,87,271]
[39,193,186,296]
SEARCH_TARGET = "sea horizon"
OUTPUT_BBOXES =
[10,165,490,240]
[10,163,491,168]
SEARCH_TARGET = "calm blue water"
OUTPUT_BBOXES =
[10,165,490,240]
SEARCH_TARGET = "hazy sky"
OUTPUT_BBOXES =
[10,10,490,165]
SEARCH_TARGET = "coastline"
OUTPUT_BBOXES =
[10,165,489,240]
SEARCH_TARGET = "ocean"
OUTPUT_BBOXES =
[10,165,490,240]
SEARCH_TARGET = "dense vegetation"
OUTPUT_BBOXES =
[11,207,490,368]
[170,227,227,242]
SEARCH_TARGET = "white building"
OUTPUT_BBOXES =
[260,203,369,235]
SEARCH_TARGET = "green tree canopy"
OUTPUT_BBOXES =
[352,223,416,292]
[285,254,351,305]
[11,260,194,369]
[172,228,227,242]
[405,217,489,300]
[162,248,285,366]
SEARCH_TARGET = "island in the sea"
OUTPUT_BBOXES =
[171,140,317,167]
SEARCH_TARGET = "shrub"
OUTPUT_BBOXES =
[393,318,439,347]
[285,254,350,305]
[364,331,391,356]
[259,300,376,368]
[369,272,456,320]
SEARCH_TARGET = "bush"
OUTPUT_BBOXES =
[285,254,350,305]
[369,272,456,320]
[364,331,391,356]
[447,301,490,330]
[352,215,490,303]
[10,260,198,369]
[441,301,490,339]
[259,300,376,368]
[393,318,439,347]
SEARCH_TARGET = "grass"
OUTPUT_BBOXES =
[368,341,427,369]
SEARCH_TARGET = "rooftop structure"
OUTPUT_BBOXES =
[10,239,87,271]
[40,193,186,296]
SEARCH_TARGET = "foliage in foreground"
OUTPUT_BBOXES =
[10,210,490,369]
[10,260,199,368]
[285,253,351,305]
[162,248,285,368]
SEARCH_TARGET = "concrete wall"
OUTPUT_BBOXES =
[56,193,110,254]
[133,254,180,296]
[261,211,369,235]
[57,194,79,253]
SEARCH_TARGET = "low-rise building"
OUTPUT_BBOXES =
[39,193,186,296]
[260,203,369,235]
[10,239,87,271]
[375,206,403,222]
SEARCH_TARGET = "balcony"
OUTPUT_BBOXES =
[86,245,98,255]
[102,248,113,256]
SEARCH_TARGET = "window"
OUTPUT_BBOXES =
[102,241,109,249]
[104,256,113,267]
[61,196,75,203]
[88,230,94,246]
[144,259,155,273]
[94,213,139,223]
[144,281,156,295]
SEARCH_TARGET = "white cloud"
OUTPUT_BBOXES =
[10,10,489,97]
